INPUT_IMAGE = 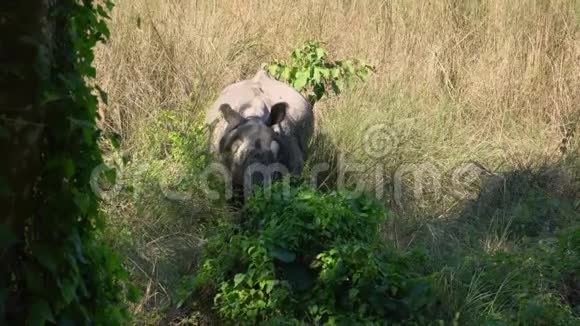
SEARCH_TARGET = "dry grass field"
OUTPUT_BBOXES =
[94,0,579,323]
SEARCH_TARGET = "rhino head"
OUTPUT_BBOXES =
[217,102,289,193]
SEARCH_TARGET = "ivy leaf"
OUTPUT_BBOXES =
[86,66,97,78]
[71,231,88,264]
[349,288,360,299]
[41,88,64,105]
[96,20,111,39]
[73,191,92,215]
[28,299,55,326]
[96,5,110,19]
[32,245,58,274]
[58,278,78,305]
[96,85,108,105]
[63,159,76,178]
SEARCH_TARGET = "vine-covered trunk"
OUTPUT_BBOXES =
[1,1,130,324]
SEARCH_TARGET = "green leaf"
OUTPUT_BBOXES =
[343,59,355,75]
[331,79,344,94]
[313,84,325,103]
[63,158,75,178]
[96,85,108,105]
[270,248,296,263]
[234,273,246,288]
[96,5,111,19]
[316,48,326,60]
[265,280,277,294]
[330,67,340,79]
[41,88,64,105]
[32,245,58,274]
[86,66,97,78]
[267,65,279,77]
[356,68,370,82]
[281,67,292,81]
[293,70,309,91]
[349,288,360,299]
[73,191,92,215]
[70,231,88,264]
[59,278,78,305]
[312,67,321,83]
[28,299,55,326]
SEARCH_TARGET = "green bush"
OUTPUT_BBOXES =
[180,184,439,325]
[264,40,374,104]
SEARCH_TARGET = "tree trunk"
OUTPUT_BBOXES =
[0,0,50,317]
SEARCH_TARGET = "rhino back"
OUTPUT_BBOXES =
[206,70,314,156]
[253,71,314,152]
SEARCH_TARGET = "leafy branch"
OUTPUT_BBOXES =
[264,40,375,105]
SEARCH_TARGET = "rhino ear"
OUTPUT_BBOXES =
[219,104,244,127]
[267,102,287,127]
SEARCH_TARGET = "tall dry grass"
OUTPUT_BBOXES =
[97,0,580,168]
[94,0,580,321]
[96,0,579,143]
[95,0,579,217]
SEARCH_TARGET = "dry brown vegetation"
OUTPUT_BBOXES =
[94,0,580,322]
[97,0,579,154]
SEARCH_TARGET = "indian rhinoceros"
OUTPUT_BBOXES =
[205,69,314,198]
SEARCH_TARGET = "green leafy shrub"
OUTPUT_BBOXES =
[180,184,439,325]
[264,40,374,104]
[105,110,224,217]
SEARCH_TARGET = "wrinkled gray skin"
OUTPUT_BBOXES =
[206,69,314,191]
